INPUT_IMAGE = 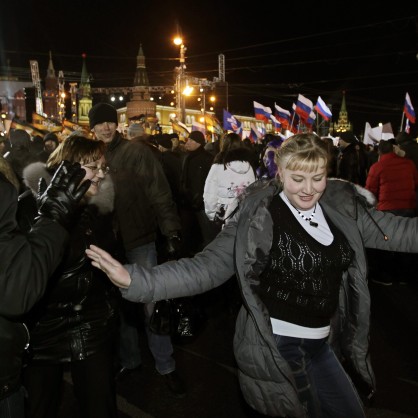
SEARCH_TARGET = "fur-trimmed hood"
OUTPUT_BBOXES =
[22,162,115,214]
[0,156,20,191]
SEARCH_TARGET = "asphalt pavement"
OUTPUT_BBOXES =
[57,277,418,418]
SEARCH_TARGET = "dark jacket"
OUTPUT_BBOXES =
[105,132,181,251]
[120,178,418,416]
[22,163,121,363]
[396,133,418,170]
[337,142,368,186]
[179,146,213,211]
[0,172,68,399]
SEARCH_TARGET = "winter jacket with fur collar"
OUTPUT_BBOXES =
[120,177,418,416]
[22,162,121,363]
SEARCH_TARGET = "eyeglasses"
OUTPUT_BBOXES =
[83,164,110,175]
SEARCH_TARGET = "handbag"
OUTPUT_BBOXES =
[149,297,206,339]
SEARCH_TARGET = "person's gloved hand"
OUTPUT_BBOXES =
[37,160,91,229]
[165,234,182,260]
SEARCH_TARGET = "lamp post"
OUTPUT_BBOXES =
[173,37,186,123]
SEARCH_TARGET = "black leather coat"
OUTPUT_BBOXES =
[22,164,122,363]
[0,173,68,399]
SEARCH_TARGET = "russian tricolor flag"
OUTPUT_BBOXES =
[253,101,272,123]
[191,120,206,135]
[314,96,332,121]
[270,114,282,132]
[274,103,291,129]
[404,92,416,124]
[295,94,313,122]
[249,122,263,143]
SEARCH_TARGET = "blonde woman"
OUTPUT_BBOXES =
[86,133,418,417]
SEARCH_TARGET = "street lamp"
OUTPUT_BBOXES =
[173,37,186,123]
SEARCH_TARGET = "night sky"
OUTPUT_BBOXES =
[1,0,417,136]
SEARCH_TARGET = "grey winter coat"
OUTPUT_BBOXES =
[120,178,418,417]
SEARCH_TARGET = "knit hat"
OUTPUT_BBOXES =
[127,123,145,138]
[339,131,357,144]
[9,129,30,147]
[88,103,118,129]
[188,131,205,147]
[43,132,59,145]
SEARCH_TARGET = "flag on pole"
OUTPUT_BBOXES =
[32,112,62,133]
[249,122,263,143]
[191,120,206,135]
[10,118,46,137]
[290,104,300,133]
[274,103,291,129]
[223,109,242,134]
[305,111,316,128]
[204,113,223,134]
[171,118,190,138]
[270,115,282,132]
[314,96,332,121]
[253,101,272,123]
[405,118,411,134]
[404,92,416,123]
[295,94,313,122]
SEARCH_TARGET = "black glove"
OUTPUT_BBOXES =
[37,160,91,229]
[165,234,182,260]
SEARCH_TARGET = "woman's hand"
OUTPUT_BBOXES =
[86,245,132,288]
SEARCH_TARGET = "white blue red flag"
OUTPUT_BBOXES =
[295,94,313,122]
[171,118,190,138]
[191,120,206,135]
[405,118,411,134]
[249,122,263,143]
[274,103,291,129]
[223,109,242,134]
[270,114,282,132]
[290,104,300,133]
[404,92,416,124]
[253,101,272,123]
[314,96,332,121]
[305,110,316,128]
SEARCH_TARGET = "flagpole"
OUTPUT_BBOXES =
[400,111,405,133]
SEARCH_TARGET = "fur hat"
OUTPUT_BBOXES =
[9,129,30,147]
[88,103,118,129]
[188,131,205,147]
[339,131,357,144]
[127,123,145,138]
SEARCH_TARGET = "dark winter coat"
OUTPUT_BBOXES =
[179,146,213,211]
[105,132,181,251]
[337,142,368,186]
[0,172,68,399]
[22,163,121,363]
[120,178,418,416]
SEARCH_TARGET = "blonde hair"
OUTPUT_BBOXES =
[47,133,105,169]
[275,133,330,174]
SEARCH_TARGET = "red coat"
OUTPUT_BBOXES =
[365,152,418,210]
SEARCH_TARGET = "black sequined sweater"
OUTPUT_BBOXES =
[259,196,353,328]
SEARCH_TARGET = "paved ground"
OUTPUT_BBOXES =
[58,278,418,418]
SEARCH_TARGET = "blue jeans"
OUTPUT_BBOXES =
[274,335,365,418]
[119,242,175,375]
[0,386,25,418]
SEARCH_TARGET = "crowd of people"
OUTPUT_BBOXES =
[1,102,417,418]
